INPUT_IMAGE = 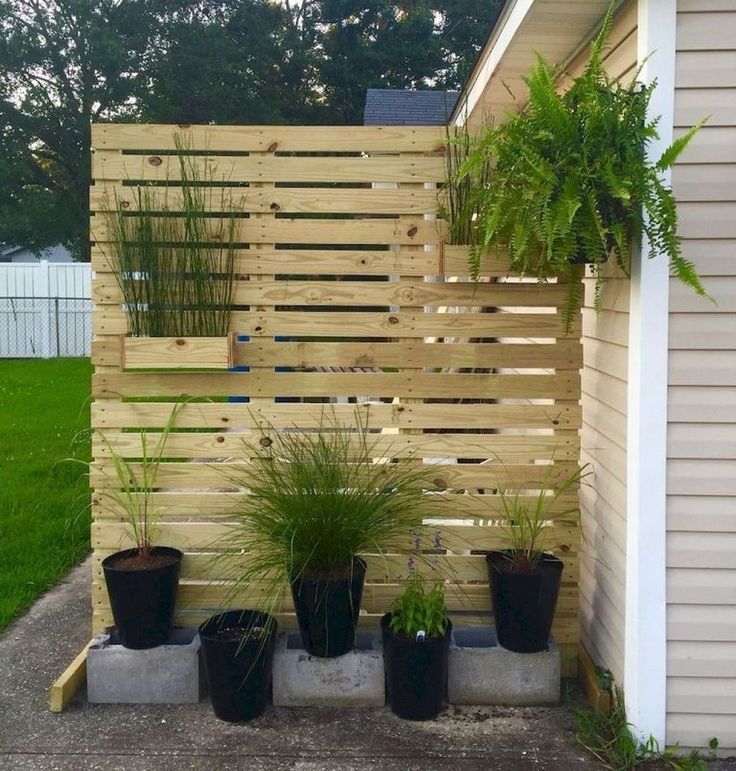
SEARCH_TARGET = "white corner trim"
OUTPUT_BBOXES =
[451,0,535,125]
[625,0,674,746]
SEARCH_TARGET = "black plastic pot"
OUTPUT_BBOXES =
[102,546,182,650]
[290,557,366,658]
[381,613,451,721]
[486,550,563,653]
[199,610,277,723]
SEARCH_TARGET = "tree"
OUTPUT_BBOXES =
[0,0,502,259]
[0,0,158,260]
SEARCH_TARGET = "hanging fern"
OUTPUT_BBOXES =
[454,5,708,330]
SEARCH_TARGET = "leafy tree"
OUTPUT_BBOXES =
[0,0,501,258]
[0,0,158,260]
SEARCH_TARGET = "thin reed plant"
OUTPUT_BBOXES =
[106,138,238,337]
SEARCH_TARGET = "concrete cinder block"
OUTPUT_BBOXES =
[448,627,561,706]
[87,627,204,704]
[272,632,385,707]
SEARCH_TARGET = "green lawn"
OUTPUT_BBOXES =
[0,358,92,631]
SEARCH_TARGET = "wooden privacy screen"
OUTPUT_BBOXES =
[89,124,582,668]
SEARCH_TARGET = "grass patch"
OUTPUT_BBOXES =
[0,358,92,631]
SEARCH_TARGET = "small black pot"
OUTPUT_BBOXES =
[199,610,277,723]
[102,546,182,650]
[486,550,563,653]
[291,557,366,658]
[381,613,451,721]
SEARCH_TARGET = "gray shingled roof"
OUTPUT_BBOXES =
[363,88,459,126]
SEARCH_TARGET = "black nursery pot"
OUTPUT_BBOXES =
[199,610,278,723]
[486,550,563,653]
[381,613,451,721]
[291,557,366,658]
[102,546,182,650]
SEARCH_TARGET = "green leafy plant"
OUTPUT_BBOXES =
[389,573,448,639]
[221,409,441,609]
[456,4,708,329]
[493,461,590,571]
[576,685,719,770]
[93,403,184,560]
[106,139,238,337]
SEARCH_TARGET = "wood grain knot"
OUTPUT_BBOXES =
[388,316,399,325]
[175,339,186,346]
[267,142,279,152]
[177,124,192,129]
[147,155,163,167]
[216,435,225,443]
[407,225,418,238]
[259,436,273,447]
[120,200,130,209]
[269,202,281,211]
[432,478,448,490]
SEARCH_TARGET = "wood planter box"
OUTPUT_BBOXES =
[121,333,236,370]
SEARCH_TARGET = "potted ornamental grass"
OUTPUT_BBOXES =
[485,463,590,653]
[453,5,707,329]
[95,404,185,649]
[382,573,451,721]
[223,409,439,659]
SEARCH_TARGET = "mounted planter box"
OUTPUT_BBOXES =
[121,333,236,370]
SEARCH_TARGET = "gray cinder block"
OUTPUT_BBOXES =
[272,632,385,707]
[87,627,204,704]
[448,627,561,706]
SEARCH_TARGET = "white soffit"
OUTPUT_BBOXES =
[452,0,614,126]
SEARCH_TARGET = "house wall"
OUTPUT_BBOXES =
[666,0,736,752]
[561,0,638,687]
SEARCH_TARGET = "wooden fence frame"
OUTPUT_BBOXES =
[90,123,582,675]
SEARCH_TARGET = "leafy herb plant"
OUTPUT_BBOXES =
[389,573,448,639]
[107,139,238,337]
[456,5,707,328]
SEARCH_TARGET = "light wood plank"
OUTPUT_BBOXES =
[97,338,582,371]
[91,244,513,278]
[92,370,580,400]
[91,124,445,153]
[93,276,568,308]
[92,151,446,184]
[92,431,578,461]
[122,335,235,370]
[92,308,577,339]
[91,401,582,430]
[91,216,445,246]
[91,185,442,215]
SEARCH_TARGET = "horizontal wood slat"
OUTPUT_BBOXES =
[91,401,581,430]
[89,461,581,493]
[92,151,446,184]
[90,490,582,520]
[91,185,441,215]
[92,277,567,308]
[92,371,580,399]
[91,124,446,153]
[90,245,513,279]
[89,123,582,655]
[91,216,446,246]
[92,308,579,339]
[99,338,582,371]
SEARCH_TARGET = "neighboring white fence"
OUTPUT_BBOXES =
[0,261,92,358]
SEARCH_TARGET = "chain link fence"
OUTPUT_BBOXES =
[0,297,92,358]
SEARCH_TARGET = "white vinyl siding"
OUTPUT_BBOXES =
[666,0,736,754]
